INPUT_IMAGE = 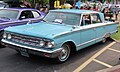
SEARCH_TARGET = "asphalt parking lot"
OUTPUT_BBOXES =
[74,41,120,72]
[0,40,120,72]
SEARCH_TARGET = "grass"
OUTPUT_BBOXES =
[111,26,120,41]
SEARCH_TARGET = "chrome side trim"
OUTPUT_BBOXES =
[54,22,118,38]
[110,30,118,34]
[76,30,117,47]
[77,37,102,47]
[2,39,62,53]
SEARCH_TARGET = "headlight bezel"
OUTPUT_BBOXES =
[3,32,12,39]
[46,41,55,48]
[39,40,46,47]
[7,33,12,39]
[39,39,55,48]
[3,32,7,39]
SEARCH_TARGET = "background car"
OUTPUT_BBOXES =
[0,8,45,46]
[0,8,45,25]
[0,1,8,8]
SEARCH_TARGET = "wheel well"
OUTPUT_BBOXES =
[63,41,76,52]
[0,30,4,39]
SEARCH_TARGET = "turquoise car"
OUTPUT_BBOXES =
[1,9,118,63]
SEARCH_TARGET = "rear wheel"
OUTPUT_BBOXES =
[101,33,111,43]
[56,44,71,63]
[101,37,107,43]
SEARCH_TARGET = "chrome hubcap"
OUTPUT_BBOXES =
[58,44,70,61]
[60,48,68,59]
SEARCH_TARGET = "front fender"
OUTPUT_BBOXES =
[60,40,77,47]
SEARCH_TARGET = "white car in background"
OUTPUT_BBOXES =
[0,1,8,9]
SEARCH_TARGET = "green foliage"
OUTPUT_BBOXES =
[111,26,120,41]
[28,0,49,5]
[43,0,49,5]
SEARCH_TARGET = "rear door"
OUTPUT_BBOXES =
[91,13,106,42]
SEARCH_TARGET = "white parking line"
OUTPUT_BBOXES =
[93,59,113,68]
[108,48,120,53]
[73,42,116,72]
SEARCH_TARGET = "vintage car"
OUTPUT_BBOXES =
[0,8,45,43]
[1,9,118,63]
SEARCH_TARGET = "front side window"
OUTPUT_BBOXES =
[0,9,19,20]
[81,14,91,26]
[43,12,81,26]
[19,11,34,20]
[91,13,102,24]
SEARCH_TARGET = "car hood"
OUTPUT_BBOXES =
[0,19,10,23]
[5,22,73,39]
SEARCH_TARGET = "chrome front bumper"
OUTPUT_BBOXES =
[2,39,62,58]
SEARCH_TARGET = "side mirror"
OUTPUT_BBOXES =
[72,26,79,29]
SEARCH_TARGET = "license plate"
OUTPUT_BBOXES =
[19,48,29,57]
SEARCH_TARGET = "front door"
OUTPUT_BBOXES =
[79,14,96,49]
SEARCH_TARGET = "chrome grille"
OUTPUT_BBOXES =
[10,33,40,46]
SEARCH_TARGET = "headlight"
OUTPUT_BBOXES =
[39,39,55,48]
[39,40,45,47]
[3,32,7,38]
[46,41,55,48]
[7,34,12,39]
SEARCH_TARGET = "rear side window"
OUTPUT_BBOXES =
[32,11,41,18]
[91,13,102,24]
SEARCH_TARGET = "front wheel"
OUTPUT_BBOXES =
[56,44,71,63]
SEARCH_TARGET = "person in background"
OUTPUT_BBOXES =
[75,0,83,9]
[23,0,31,8]
[114,6,119,20]
[40,7,47,16]
[20,2,26,8]
[75,5,79,9]
[80,6,84,10]
[35,3,40,10]
[88,6,91,10]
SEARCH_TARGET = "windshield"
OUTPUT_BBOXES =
[0,9,19,20]
[43,12,81,26]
